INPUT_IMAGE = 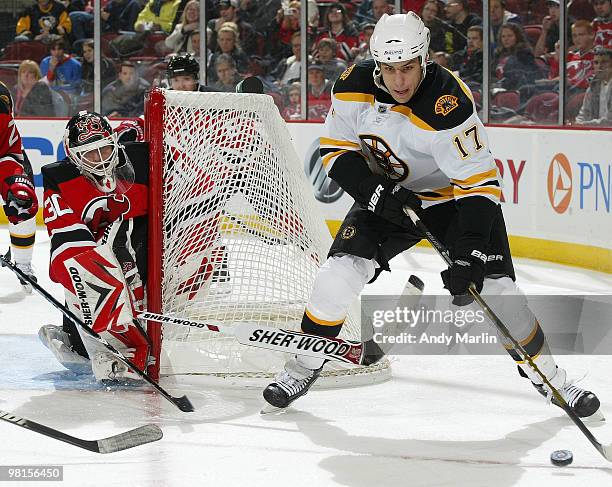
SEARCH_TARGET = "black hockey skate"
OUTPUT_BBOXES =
[263,358,323,408]
[533,381,601,418]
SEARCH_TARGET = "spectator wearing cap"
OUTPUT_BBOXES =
[314,37,347,83]
[452,25,483,86]
[40,37,81,95]
[134,0,181,34]
[592,0,612,49]
[489,0,521,50]
[420,0,447,53]
[165,0,200,54]
[443,0,482,54]
[352,23,376,63]
[102,61,150,117]
[314,3,359,61]
[15,0,71,43]
[567,20,596,92]
[534,0,575,56]
[307,63,332,120]
[207,22,249,81]
[211,54,242,91]
[575,47,612,125]
[208,0,257,55]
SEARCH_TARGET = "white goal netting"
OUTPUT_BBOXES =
[146,89,390,386]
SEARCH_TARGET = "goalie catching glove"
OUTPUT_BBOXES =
[360,175,422,228]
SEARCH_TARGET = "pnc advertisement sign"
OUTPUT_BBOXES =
[547,152,611,214]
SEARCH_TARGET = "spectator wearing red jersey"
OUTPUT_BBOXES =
[267,2,300,61]
[281,82,301,120]
[315,3,359,61]
[306,63,332,121]
[592,0,612,49]
[567,20,596,91]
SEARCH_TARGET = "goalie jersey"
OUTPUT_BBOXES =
[320,60,501,209]
[42,142,149,289]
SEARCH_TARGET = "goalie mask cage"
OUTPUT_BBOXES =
[145,88,390,386]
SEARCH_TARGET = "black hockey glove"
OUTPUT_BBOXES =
[359,175,422,228]
[440,252,486,306]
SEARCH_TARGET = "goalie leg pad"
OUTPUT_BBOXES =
[64,245,150,381]
[38,325,91,374]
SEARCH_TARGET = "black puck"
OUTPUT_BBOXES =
[550,450,573,466]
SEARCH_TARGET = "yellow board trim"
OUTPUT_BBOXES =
[325,219,612,275]
[334,92,375,105]
[390,105,436,131]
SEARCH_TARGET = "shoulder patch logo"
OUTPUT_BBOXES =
[434,95,459,116]
[340,225,357,240]
[339,64,356,81]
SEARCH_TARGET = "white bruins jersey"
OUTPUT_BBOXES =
[320,60,501,209]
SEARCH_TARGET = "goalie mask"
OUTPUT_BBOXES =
[370,12,430,91]
[64,111,134,193]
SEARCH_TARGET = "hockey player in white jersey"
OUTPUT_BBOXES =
[263,12,601,418]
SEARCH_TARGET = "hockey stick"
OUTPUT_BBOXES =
[138,275,424,366]
[0,409,162,453]
[0,254,194,413]
[403,205,612,462]
[140,311,371,365]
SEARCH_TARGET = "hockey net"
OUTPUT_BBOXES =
[145,88,390,386]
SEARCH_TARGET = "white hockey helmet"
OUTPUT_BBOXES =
[370,12,430,87]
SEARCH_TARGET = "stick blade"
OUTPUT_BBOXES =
[598,443,612,462]
[96,424,163,454]
[173,395,195,412]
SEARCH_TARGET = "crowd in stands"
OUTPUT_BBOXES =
[0,0,609,125]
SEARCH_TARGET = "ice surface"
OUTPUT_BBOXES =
[1,230,611,486]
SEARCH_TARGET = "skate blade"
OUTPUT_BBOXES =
[260,403,293,415]
[584,409,606,423]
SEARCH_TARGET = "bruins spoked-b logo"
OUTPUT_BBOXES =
[359,135,409,182]
[340,225,357,240]
[434,95,459,116]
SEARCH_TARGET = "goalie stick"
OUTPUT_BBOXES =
[0,409,162,453]
[0,253,194,413]
[138,275,424,366]
[403,205,612,462]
